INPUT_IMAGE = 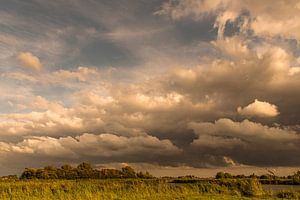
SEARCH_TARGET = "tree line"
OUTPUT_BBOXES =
[215,171,300,185]
[19,162,153,179]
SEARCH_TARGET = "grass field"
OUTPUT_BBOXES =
[0,178,297,200]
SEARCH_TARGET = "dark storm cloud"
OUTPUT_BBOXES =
[0,0,217,70]
[0,0,300,175]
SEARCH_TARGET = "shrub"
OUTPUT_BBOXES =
[277,191,300,199]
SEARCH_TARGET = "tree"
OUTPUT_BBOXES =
[121,166,136,178]
[19,163,152,179]
[77,162,93,178]
[215,172,232,179]
[136,171,153,179]
[77,162,93,171]
[61,164,74,171]
[20,168,36,179]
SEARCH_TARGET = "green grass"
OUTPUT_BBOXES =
[0,179,294,200]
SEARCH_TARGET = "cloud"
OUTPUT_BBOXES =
[1,0,300,173]
[0,133,180,158]
[289,67,300,76]
[189,118,300,166]
[0,34,18,45]
[2,66,102,90]
[189,118,298,141]
[51,67,99,82]
[237,99,279,118]
[155,0,225,20]
[211,36,250,58]
[157,0,300,41]
[17,52,42,71]
[2,72,38,82]
[2,29,300,168]
[0,132,181,175]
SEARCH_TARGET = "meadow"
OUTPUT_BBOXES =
[1,163,300,199]
[0,178,298,200]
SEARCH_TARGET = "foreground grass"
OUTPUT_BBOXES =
[0,179,295,200]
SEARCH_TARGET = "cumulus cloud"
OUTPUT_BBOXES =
[1,0,300,173]
[189,118,300,166]
[17,52,42,71]
[0,133,180,158]
[2,33,300,169]
[237,99,279,118]
[2,37,300,167]
[289,67,300,76]
[0,132,181,175]
[157,0,300,41]
[189,118,298,141]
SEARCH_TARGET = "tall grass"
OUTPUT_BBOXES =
[0,178,271,200]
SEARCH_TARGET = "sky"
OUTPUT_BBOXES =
[0,0,300,176]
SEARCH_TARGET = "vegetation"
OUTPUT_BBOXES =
[277,190,300,199]
[0,179,272,200]
[0,164,299,199]
[215,170,300,185]
[20,163,152,180]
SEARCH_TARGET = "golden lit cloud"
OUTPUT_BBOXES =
[17,52,42,71]
[237,99,279,118]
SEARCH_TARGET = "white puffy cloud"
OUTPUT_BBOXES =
[237,99,279,118]
[17,52,42,71]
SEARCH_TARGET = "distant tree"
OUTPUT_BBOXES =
[0,175,18,180]
[294,171,300,178]
[44,165,57,171]
[77,162,93,178]
[216,172,224,179]
[136,171,153,179]
[292,171,300,184]
[20,168,37,179]
[144,171,153,179]
[77,162,93,171]
[19,163,152,180]
[61,164,74,171]
[216,172,232,179]
[101,168,122,179]
[121,166,136,178]
[249,173,257,179]
[236,174,246,179]
[259,174,270,180]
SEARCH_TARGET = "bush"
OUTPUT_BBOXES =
[215,172,232,179]
[237,179,264,197]
[277,191,300,199]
